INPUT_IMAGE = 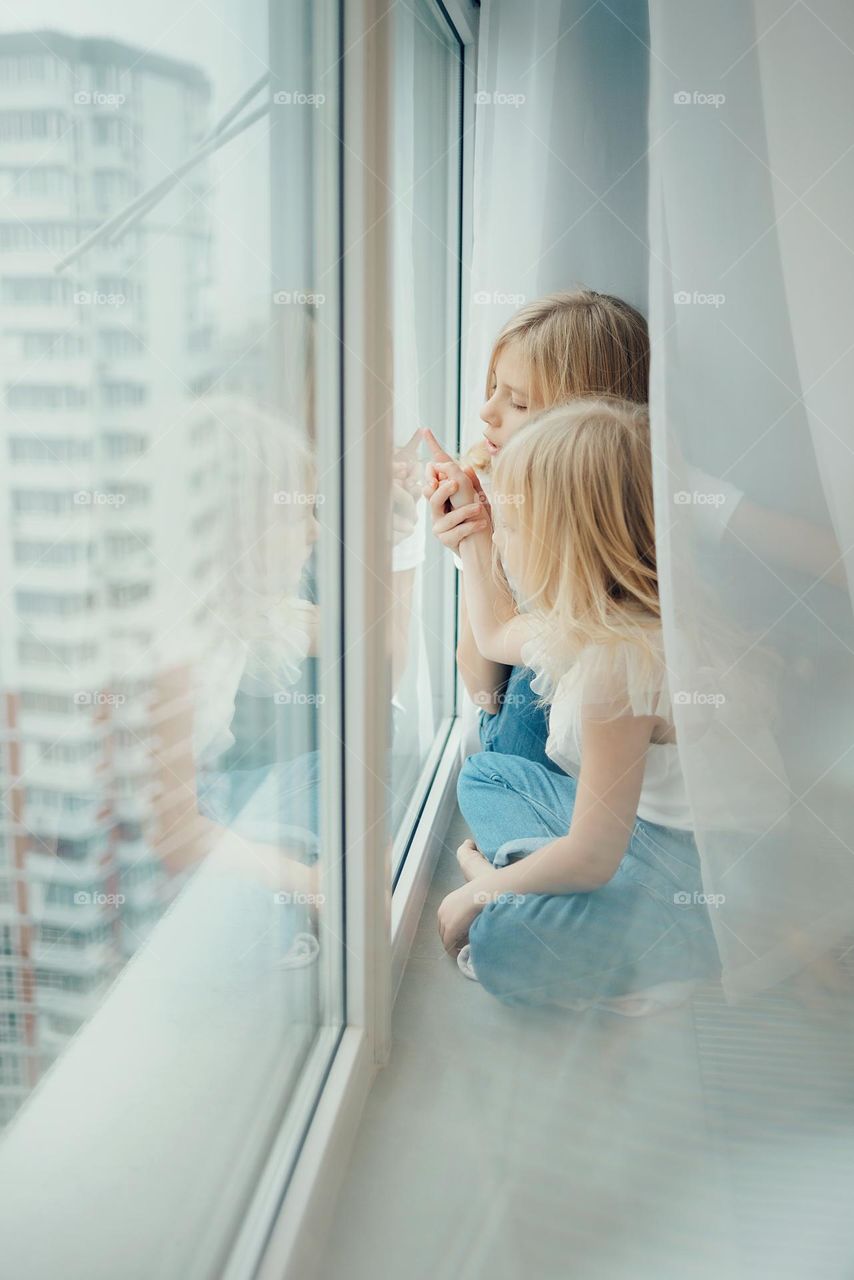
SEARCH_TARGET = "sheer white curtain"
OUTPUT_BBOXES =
[461,0,650,443]
[648,0,854,995]
[457,0,649,762]
[468,0,854,998]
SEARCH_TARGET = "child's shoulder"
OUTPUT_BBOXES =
[524,621,669,719]
[575,630,667,715]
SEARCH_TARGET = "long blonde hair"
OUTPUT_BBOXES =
[467,289,649,470]
[493,398,660,670]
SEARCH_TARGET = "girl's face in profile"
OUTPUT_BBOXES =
[480,341,537,457]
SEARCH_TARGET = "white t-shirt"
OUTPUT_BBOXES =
[521,626,694,831]
[455,458,745,766]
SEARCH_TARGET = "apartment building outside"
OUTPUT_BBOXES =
[0,30,219,1125]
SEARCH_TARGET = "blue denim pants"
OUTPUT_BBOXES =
[479,665,564,773]
[198,749,320,859]
[457,751,721,1009]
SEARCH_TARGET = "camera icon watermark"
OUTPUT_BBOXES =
[273,290,325,306]
[673,890,726,908]
[474,90,526,108]
[673,490,727,507]
[273,691,326,706]
[73,290,126,308]
[272,90,325,108]
[673,690,726,708]
[471,689,527,710]
[273,891,326,905]
[473,289,527,306]
[473,890,526,906]
[673,90,725,109]
[74,890,126,906]
[74,691,127,706]
[673,290,726,307]
[74,90,126,107]
[74,490,126,506]
[273,490,325,505]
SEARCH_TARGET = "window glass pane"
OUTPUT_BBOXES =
[389,0,462,859]
[0,0,342,1253]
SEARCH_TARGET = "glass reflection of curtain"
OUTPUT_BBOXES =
[389,1,437,825]
[648,0,854,996]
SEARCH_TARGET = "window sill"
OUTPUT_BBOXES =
[0,725,463,1280]
[392,720,463,998]
[0,835,330,1280]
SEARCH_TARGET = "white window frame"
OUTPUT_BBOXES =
[255,2,478,1276]
[0,4,478,1278]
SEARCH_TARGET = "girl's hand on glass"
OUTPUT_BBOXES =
[422,455,475,505]
[427,478,490,551]
[422,429,475,504]
[421,429,492,552]
[422,427,491,507]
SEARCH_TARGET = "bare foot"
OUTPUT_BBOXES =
[456,837,490,882]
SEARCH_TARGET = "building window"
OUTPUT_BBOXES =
[102,430,147,457]
[0,110,66,141]
[0,55,60,81]
[101,382,146,406]
[6,385,87,411]
[0,1013,18,1044]
[15,590,96,616]
[18,639,98,665]
[12,490,78,514]
[14,540,93,566]
[20,690,78,716]
[0,223,78,250]
[9,436,92,462]
[98,331,144,359]
[92,117,129,147]
[2,277,73,305]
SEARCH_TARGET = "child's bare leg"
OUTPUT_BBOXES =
[456,837,491,881]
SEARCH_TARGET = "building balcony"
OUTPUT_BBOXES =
[36,1014,80,1054]
[28,889,117,930]
[24,803,109,842]
[115,836,150,865]
[26,848,112,888]
[14,657,104,692]
[113,785,158,824]
[16,707,98,742]
[112,741,152,773]
[14,614,107,644]
[11,563,97,594]
[31,939,116,975]
[22,761,105,795]
[34,978,113,1022]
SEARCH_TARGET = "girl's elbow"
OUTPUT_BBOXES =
[550,838,617,892]
[580,851,623,890]
[476,635,508,666]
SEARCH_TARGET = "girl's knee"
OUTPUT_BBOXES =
[457,751,502,811]
[468,901,528,1003]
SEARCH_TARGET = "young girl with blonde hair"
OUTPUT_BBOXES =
[425,289,652,770]
[435,399,722,1012]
